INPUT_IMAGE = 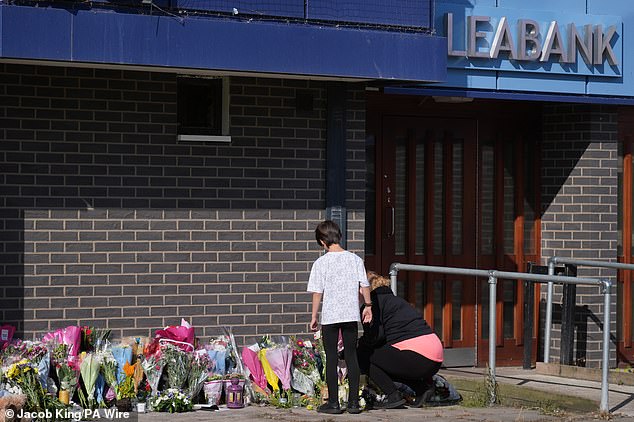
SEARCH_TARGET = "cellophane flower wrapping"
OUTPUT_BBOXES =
[154,323,195,353]
[35,352,50,390]
[290,367,314,395]
[43,326,81,359]
[266,346,292,391]
[80,353,101,406]
[204,335,230,376]
[110,346,132,383]
[241,345,268,392]
[258,348,279,391]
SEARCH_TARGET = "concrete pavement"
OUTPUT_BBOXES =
[134,367,634,421]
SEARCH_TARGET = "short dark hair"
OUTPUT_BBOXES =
[315,220,342,247]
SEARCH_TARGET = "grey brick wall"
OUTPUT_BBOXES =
[0,64,366,346]
[541,104,618,367]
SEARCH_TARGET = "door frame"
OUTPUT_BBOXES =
[365,92,542,366]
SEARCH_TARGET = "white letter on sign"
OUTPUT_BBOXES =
[490,17,517,59]
[540,21,567,62]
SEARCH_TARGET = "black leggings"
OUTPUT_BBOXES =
[322,322,360,404]
[358,343,442,395]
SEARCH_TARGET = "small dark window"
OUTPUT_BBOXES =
[177,77,223,136]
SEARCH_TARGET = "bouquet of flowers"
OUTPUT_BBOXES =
[55,360,79,403]
[149,388,193,413]
[101,351,119,403]
[51,342,80,403]
[137,379,152,403]
[2,340,51,390]
[162,343,191,390]
[115,362,136,400]
[43,326,81,359]
[266,345,292,391]
[141,354,164,396]
[186,350,212,399]
[79,353,101,408]
[5,358,66,413]
[292,338,320,378]
[290,338,321,395]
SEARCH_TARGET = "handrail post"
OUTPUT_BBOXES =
[600,279,611,413]
[544,259,556,363]
[389,263,398,295]
[488,273,498,406]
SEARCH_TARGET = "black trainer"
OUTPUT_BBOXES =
[384,391,406,409]
[317,402,343,415]
[346,400,362,414]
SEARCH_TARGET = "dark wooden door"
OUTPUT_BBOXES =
[379,116,478,366]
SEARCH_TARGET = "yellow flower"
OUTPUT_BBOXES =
[7,364,18,379]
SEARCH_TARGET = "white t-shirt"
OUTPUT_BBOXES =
[307,250,369,325]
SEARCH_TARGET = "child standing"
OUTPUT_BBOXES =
[307,220,373,414]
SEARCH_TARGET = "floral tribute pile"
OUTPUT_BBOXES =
[0,321,365,417]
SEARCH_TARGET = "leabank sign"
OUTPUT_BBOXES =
[438,7,622,77]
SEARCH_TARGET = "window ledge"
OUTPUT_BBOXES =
[177,134,232,143]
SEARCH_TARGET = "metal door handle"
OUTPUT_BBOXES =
[387,203,395,238]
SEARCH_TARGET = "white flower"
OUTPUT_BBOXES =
[7,384,23,395]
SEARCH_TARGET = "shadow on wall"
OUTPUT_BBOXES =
[539,104,595,218]
[0,211,24,336]
[539,300,618,368]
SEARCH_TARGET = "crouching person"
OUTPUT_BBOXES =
[358,272,443,408]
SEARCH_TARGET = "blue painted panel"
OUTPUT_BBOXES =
[0,5,446,82]
[172,0,304,19]
[1,5,72,60]
[587,0,634,96]
[435,4,622,78]
[498,0,581,12]
[435,69,497,89]
[497,71,586,94]
[307,0,431,28]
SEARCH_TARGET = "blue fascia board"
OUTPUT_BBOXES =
[0,4,447,83]
[384,86,634,105]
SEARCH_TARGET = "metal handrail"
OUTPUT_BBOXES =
[389,262,611,413]
[542,256,634,413]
